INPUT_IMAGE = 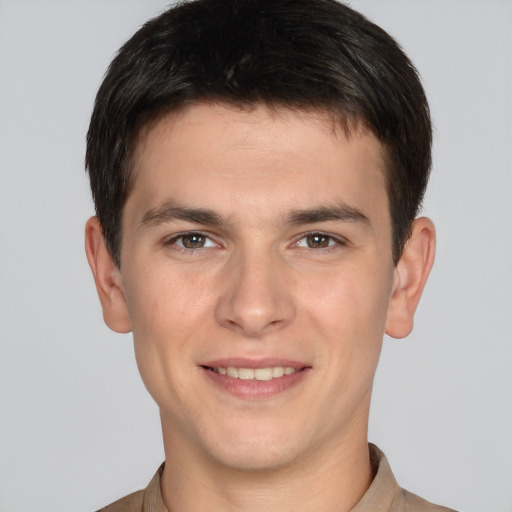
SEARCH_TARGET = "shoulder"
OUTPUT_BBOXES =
[95,489,144,512]
[402,489,458,512]
[364,444,458,512]
[94,463,165,512]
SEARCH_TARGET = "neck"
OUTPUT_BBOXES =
[160,422,373,512]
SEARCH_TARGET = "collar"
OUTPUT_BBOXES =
[140,444,404,512]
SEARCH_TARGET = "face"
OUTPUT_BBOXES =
[110,104,400,470]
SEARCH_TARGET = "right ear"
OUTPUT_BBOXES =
[84,216,132,333]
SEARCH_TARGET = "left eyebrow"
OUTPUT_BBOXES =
[286,203,370,226]
[140,201,225,229]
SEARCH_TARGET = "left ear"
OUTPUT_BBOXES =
[385,217,436,339]
[85,216,132,334]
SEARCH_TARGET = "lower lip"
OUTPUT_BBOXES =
[201,367,310,400]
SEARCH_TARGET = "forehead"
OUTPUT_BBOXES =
[127,103,389,226]
[134,103,387,174]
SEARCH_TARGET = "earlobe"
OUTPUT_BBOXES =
[85,216,132,334]
[385,217,436,339]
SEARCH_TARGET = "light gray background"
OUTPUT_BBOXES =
[1,1,511,511]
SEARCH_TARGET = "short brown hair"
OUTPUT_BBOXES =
[86,0,432,266]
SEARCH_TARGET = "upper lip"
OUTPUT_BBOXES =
[200,358,310,369]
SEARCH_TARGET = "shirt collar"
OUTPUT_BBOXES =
[142,444,402,512]
[351,444,403,512]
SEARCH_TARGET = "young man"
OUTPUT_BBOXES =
[85,0,454,510]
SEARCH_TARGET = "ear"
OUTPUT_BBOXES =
[385,217,436,339]
[85,216,132,333]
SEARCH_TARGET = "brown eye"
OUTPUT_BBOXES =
[181,233,207,249]
[306,234,330,248]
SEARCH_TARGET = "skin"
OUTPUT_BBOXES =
[86,103,435,512]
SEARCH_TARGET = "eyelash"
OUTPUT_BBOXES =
[164,231,217,250]
[293,231,347,250]
[164,231,347,252]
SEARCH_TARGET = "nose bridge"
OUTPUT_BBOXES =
[215,242,295,336]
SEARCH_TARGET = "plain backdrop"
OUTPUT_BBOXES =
[1,1,511,511]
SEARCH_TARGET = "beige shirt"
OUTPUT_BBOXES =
[96,445,457,512]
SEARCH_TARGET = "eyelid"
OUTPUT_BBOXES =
[293,231,348,248]
[164,230,221,249]
[163,230,347,250]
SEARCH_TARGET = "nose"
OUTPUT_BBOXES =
[215,248,296,337]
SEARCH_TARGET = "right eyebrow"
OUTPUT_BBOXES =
[139,201,225,230]
[286,203,370,227]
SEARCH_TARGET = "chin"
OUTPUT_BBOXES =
[209,442,297,472]
[199,421,312,472]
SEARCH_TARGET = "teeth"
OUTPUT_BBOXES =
[272,366,285,378]
[227,367,238,378]
[213,366,297,380]
[254,368,273,381]
[238,368,254,380]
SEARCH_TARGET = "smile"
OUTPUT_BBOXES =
[208,366,298,381]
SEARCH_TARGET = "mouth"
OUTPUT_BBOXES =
[200,361,311,399]
[202,365,305,381]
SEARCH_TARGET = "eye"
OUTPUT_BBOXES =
[295,233,344,249]
[168,232,217,249]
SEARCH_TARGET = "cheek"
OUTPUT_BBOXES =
[122,264,215,394]
[293,268,390,433]
[302,265,391,335]
[300,264,393,392]
[125,262,215,334]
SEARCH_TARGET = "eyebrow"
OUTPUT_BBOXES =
[139,200,370,230]
[286,203,370,226]
[140,201,225,229]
